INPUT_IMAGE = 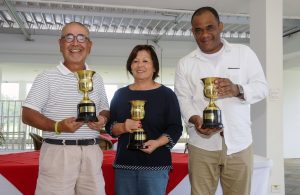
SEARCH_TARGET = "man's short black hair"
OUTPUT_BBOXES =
[191,6,220,24]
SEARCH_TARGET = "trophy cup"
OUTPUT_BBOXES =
[127,100,148,150]
[201,77,223,129]
[75,70,98,123]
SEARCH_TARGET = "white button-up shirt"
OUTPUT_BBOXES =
[174,39,268,155]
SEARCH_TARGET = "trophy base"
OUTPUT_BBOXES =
[202,109,223,129]
[127,130,147,150]
[201,123,223,129]
[76,112,98,123]
[76,103,98,123]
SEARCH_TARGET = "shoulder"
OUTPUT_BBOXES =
[158,85,177,98]
[34,67,59,80]
[179,49,198,62]
[226,42,254,53]
[159,85,173,92]
[114,86,128,95]
[93,72,104,81]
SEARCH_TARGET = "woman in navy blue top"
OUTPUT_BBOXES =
[107,45,183,195]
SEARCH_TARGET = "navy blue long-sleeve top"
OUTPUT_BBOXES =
[107,85,183,170]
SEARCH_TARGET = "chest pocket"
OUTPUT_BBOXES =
[226,67,240,84]
[223,54,241,84]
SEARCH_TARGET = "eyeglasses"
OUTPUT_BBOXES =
[61,33,90,43]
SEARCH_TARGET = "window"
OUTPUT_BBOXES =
[1,83,19,100]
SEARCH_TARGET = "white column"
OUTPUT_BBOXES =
[0,68,2,100]
[250,0,285,194]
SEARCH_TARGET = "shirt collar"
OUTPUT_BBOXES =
[57,62,90,75]
[193,38,232,59]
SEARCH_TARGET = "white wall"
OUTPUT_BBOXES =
[283,32,300,158]
[283,63,300,158]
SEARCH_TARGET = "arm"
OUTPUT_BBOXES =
[174,59,202,126]
[242,48,268,103]
[111,119,140,137]
[143,89,183,153]
[188,114,221,135]
[22,107,83,133]
[87,110,110,131]
[22,107,55,132]
[142,134,169,154]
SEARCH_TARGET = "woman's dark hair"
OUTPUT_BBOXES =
[191,6,220,24]
[126,44,159,80]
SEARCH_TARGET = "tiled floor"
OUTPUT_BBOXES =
[285,158,300,195]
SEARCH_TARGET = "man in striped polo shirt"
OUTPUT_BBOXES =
[22,22,109,195]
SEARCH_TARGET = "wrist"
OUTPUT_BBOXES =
[54,121,61,134]
[100,115,107,125]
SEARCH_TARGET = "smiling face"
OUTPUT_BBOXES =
[59,22,92,69]
[192,11,223,54]
[130,50,155,82]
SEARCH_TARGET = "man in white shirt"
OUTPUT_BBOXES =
[174,7,268,195]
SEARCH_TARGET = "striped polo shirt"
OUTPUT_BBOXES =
[23,62,109,140]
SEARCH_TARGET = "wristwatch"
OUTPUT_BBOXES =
[236,84,244,98]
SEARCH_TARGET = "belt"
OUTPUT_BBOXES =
[44,138,99,146]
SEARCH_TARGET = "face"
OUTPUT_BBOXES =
[131,50,155,82]
[59,23,92,67]
[192,11,223,54]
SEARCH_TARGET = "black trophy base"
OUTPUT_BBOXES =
[76,112,98,123]
[202,109,223,129]
[76,103,98,123]
[201,123,223,129]
[127,131,147,150]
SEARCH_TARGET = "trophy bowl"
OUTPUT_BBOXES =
[127,100,148,150]
[201,77,223,129]
[75,70,98,123]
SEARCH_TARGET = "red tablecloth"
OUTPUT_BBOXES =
[0,151,188,195]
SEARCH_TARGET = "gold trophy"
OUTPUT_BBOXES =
[75,70,98,123]
[127,100,147,150]
[201,77,223,129]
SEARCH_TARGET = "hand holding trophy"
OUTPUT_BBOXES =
[75,70,98,123]
[201,77,223,129]
[127,100,148,150]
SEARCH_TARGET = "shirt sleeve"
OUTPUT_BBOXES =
[174,59,201,126]
[242,46,268,104]
[94,74,109,112]
[23,72,50,113]
[163,89,183,148]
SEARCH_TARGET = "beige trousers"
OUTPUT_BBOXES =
[35,142,106,195]
[188,140,253,195]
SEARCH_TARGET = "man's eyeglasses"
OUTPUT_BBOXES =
[61,33,90,43]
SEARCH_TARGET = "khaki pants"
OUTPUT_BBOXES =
[35,142,106,195]
[188,140,253,195]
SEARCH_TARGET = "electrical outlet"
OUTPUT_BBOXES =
[271,184,281,193]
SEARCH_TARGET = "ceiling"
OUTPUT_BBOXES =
[0,0,300,43]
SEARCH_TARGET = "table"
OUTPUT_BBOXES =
[0,151,272,195]
[0,151,188,195]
